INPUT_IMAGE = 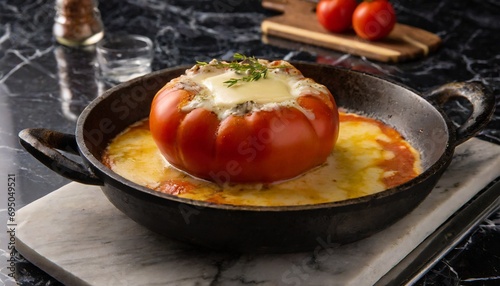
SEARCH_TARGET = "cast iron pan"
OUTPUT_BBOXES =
[19,63,495,253]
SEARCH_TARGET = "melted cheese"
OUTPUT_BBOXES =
[103,112,422,207]
[197,71,292,106]
[176,60,330,120]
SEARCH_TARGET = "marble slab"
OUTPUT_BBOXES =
[16,138,500,286]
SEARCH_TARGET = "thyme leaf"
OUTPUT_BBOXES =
[196,53,286,87]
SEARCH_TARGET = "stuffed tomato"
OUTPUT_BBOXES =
[150,57,339,184]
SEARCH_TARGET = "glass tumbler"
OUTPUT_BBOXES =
[96,35,154,83]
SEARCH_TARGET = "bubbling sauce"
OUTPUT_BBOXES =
[102,112,422,206]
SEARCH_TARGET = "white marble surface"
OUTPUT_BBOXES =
[16,138,500,286]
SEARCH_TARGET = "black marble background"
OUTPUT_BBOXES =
[1,0,499,285]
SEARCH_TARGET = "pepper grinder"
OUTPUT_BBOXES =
[53,0,104,47]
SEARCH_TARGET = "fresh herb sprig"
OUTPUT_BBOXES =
[196,53,285,87]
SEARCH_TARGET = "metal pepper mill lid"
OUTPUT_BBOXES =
[53,0,104,47]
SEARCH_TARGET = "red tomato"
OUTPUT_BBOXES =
[150,69,339,185]
[352,0,396,41]
[316,0,358,33]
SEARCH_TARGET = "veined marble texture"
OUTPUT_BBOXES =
[15,138,500,286]
[1,0,500,285]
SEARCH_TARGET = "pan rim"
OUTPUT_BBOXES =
[76,63,456,212]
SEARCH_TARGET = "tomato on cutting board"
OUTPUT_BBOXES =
[316,0,358,33]
[352,0,396,41]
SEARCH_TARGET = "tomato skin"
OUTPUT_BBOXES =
[150,75,339,184]
[352,0,396,41]
[316,0,358,33]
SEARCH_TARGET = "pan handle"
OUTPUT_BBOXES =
[18,128,104,185]
[424,81,495,146]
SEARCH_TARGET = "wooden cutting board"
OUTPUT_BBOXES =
[261,0,442,63]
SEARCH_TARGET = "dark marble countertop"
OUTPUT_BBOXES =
[1,0,499,285]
